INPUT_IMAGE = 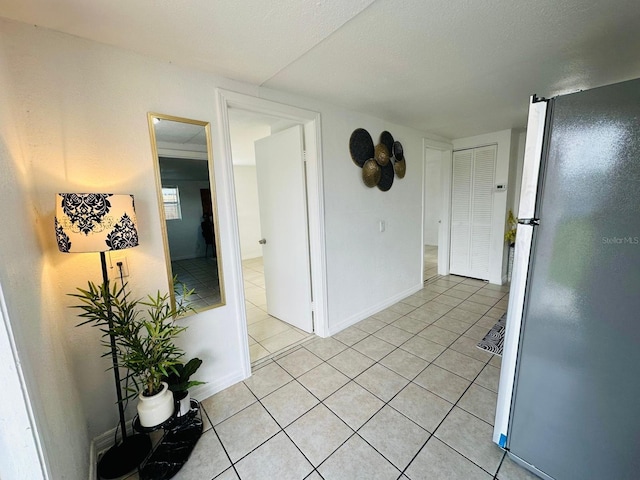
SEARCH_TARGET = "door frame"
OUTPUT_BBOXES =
[0,282,49,479]
[216,89,327,372]
[422,138,454,280]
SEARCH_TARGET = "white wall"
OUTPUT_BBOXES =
[0,18,254,447]
[452,129,517,284]
[423,148,442,246]
[0,20,90,477]
[304,109,426,333]
[232,166,262,260]
[165,180,210,260]
[229,120,269,260]
[0,17,432,472]
[229,121,269,166]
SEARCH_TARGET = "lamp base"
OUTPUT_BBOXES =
[97,434,151,480]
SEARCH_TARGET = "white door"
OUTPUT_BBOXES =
[254,125,313,333]
[450,145,496,279]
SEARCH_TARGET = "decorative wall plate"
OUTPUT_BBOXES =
[349,128,374,167]
[380,131,394,157]
[393,141,404,161]
[350,128,405,190]
[374,143,390,166]
[362,158,381,187]
[377,160,394,191]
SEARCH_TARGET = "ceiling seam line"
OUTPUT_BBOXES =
[258,0,380,87]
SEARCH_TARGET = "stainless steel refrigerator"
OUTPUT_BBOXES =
[494,79,640,480]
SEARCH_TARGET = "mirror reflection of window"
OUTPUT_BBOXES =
[162,186,182,220]
[148,113,225,312]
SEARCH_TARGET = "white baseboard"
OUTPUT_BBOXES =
[189,370,248,402]
[91,417,134,468]
[328,283,423,336]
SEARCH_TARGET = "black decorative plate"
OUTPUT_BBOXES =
[349,128,374,167]
[380,131,394,157]
[377,159,394,191]
[392,141,404,161]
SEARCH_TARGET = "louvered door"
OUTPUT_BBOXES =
[450,149,473,275]
[449,145,496,279]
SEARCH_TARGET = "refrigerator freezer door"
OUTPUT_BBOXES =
[507,79,640,479]
[493,97,548,447]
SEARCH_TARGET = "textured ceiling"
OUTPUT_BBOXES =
[2,0,640,138]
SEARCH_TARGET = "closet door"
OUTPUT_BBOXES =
[450,149,473,275]
[449,145,496,279]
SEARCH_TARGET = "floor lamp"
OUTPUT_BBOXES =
[55,193,151,479]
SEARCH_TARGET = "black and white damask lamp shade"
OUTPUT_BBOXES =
[54,193,139,253]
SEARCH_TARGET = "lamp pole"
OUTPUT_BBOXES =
[100,251,128,440]
[96,252,151,480]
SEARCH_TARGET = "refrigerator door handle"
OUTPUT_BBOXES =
[493,96,549,448]
[517,218,540,226]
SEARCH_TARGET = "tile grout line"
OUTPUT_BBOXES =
[316,279,506,477]
[218,274,506,479]
[397,350,505,479]
[270,315,499,475]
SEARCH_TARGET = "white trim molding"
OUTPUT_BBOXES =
[423,137,454,279]
[0,283,49,480]
[215,89,328,379]
[328,283,423,336]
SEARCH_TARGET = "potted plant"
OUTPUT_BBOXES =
[70,282,195,428]
[504,209,518,281]
[162,357,205,417]
[504,209,518,246]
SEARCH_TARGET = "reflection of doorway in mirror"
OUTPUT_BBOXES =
[163,179,221,309]
[229,109,314,363]
[200,189,215,258]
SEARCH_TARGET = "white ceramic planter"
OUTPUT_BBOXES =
[176,390,191,417]
[137,382,174,427]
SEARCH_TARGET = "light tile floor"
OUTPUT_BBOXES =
[243,257,314,363]
[125,274,540,480]
[423,245,438,282]
[247,245,438,364]
[173,257,222,308]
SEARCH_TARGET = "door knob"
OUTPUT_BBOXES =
[258,238,267,245]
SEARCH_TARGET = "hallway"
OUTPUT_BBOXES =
[123,275,537,480]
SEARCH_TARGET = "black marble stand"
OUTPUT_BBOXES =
[133,399,203,480]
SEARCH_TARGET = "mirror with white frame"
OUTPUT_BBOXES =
[148,113,225,312]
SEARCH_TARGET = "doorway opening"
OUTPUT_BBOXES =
[218,90,327,375]
[228,109,314,363]
[423,147,441,282]
[423,141,453,282]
